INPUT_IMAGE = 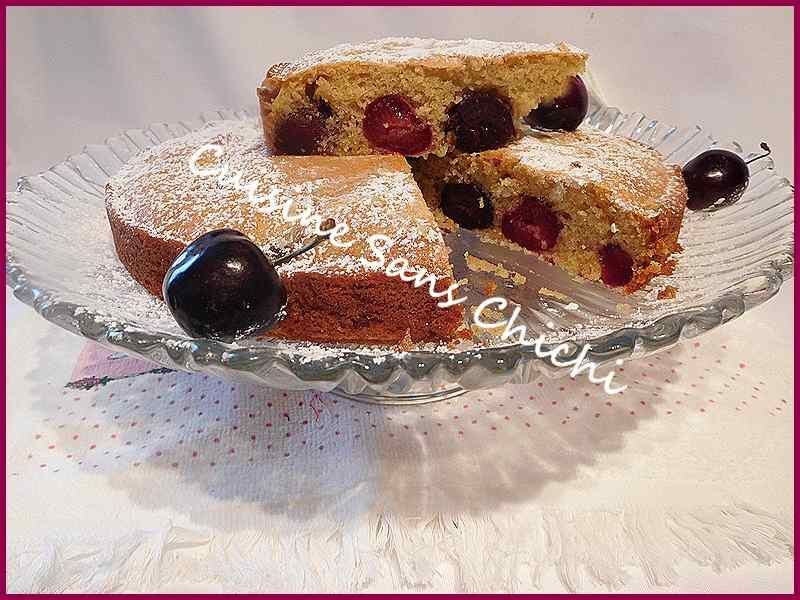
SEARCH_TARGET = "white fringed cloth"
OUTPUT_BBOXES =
[7,308,793,592]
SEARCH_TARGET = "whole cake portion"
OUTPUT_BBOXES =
[258,37,587,158]
[413,128,688,293]
[106,121,464,343]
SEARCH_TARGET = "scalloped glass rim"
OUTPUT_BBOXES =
[6,103,795,397]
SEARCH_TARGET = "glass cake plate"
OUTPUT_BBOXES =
[6,103,795,404]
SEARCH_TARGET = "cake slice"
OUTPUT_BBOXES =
[106,121,464,343]
[413,128,688,293]
[257,37,587,158]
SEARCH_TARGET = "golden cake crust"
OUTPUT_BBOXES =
[262,37,587,82]
[105,120,463,343]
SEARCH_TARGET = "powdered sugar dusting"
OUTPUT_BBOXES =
[513,127,685,216]
[106,119,452,279]
[266,37,586,80]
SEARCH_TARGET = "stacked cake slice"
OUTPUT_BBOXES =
[258,37,587,157]
[413,129,686,292]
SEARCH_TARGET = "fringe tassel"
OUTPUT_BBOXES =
[7,501,792,593]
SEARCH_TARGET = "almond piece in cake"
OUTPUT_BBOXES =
[257,37,587,158]
[413,128,688,293]
[105,121,463,344]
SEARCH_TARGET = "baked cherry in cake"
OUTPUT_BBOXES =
[440,182,494,229]
[526,75,589,132]
[274,108,327,155]
[501,197,562,252]
[599,243,634,287]
[447,90,515,152]
[363,95,433,155]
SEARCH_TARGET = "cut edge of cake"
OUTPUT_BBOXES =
[257,37,588,158]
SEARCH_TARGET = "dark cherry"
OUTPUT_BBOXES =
[501,197,563,252]
[163,230,287,342]
[275,108,327,155]
[682,142,771,210]
[362,94,433,155]
[447,89,515,152]
[599,243,634,287]
[525,75,589,132]
[440,182,494,229]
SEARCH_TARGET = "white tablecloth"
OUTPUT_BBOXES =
[6,283,794,592]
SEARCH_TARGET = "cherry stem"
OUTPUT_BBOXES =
[745,142,771,165]
[273,218,336,267]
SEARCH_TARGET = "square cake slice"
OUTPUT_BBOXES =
[258,37,587,158]
[413,128,688,293]
[106,121,464,343]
